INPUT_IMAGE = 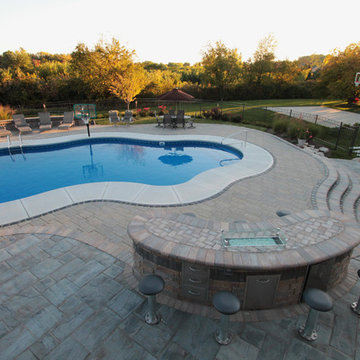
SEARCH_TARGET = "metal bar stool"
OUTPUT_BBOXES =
[350,269,360,315]
[298,288,333,341]
[139,274,165,325]
[213,291,241,345]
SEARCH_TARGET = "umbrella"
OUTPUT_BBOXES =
[158,88,195,110]
[158,88,195,101]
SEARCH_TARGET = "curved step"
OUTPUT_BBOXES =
[329,161,360,223]
[341,168,360,222]
[312,156,339,211]
[327,170,351,213]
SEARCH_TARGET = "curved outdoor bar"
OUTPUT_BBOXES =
[128,210,359,310]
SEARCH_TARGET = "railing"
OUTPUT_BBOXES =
[221,129,248,147]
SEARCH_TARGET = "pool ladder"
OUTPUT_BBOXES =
[7,134,25,160]
[221,129,248,147]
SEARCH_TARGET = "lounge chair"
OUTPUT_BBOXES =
[0,125,11,137]
[109,110,120,123]
[13,114,32,133]
[38,112,52,131]
[121,110,134,125]
[58,112,74,130]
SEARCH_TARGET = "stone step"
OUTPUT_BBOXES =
[327,170,351,213]
[341,168,360,222]
[329,162,360,223]
[313,156,339,211]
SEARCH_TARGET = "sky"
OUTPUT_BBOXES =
[0,0,359,64]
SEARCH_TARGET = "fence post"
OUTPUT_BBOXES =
[289,110,292,118]
[315,115,318,125]
[334,122,343,150]
[242,104,245,121]
[349,126,360,156]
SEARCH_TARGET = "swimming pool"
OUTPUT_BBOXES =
[0,137,243,203]
[0,133,273,224]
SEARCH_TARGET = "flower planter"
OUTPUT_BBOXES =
[297,138,306,147]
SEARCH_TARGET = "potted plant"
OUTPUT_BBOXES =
[297,127,312,147]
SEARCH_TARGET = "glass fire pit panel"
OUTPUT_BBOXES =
[222,230,286,248]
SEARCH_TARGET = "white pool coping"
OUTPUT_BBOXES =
[0,132,274,225]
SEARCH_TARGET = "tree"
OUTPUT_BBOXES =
[70,38,134,98]
[201,41,242,100]
[247,34,277,85]
[319,42,360,101]
[109,63,148,109]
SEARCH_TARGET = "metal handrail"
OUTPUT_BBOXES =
[221,129,248,146]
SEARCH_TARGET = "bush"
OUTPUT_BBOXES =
[287,123,299,139]
[0,105,16,120]
[273,119,288,134]
[211,107,222,120]
[230,115,242,123]
[221,113,231,122]
[202,110,212,119]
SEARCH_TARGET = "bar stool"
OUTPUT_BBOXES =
[298,288,333,341]
[350,269,360,315]
[139,274,165,325]
[213,291,241,345]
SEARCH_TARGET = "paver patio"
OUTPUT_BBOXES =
[0,123,359,359]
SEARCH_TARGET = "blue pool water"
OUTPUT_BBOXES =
[0,138,243,203]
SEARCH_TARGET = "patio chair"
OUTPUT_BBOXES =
[109,110,120,123]
[38,112,52,131]
[169,110,176,117]
[177,110,185,117]
[162,114,173,128]
[121,110,134,125]
[174,113,185,128]
[13,114,32,133]
[58,111,74,130]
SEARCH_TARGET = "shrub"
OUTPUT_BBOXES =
[221,113,231,122]
[273,119,288,134]
[287,123,299,139]
[158,105,166,115]
[231,115,242,123]
[0,105,16,120]
[202,110,212,119]
[211,107,222,120]
[308,123,320,137]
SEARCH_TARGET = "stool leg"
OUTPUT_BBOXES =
[350,294,360,315]
[215,314,232,345]
[144,295,160,325]
[298,308,319,341]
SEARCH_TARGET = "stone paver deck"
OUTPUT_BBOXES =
[0,124,359,359]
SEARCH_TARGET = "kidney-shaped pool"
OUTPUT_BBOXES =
[0,133,273,224]
[0,137,246,203]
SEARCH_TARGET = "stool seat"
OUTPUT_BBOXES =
[213,291,240,315]
[139,274,165,296]
[276,210,290,217]
[303,288,333,312]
